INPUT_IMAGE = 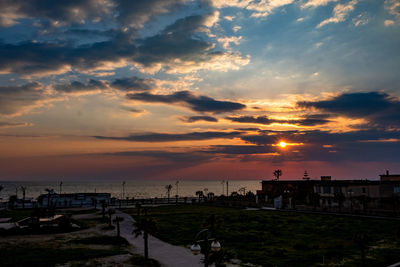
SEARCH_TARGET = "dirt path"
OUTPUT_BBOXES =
[116,210,204,267]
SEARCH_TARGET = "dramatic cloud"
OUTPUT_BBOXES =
[0,12,248,76]
[127,91,246,113]
[0,0,112,27]
[298,92,400,128]
[181,116,218,123]
[0,82,54,116]
[93,130,242,142]
[239,129,400,162]
[134,12,249,73]
[317,0,358,28]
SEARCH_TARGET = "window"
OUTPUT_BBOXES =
[362,187,366,193]
[323,186,331,194]
[334,186,341,193]
[394,187,400,193]
[315,186,321,193]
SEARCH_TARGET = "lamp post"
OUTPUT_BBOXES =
[122,181,126,200]
[190,215,222,267]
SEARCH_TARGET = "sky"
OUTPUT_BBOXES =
[0,0,399,181]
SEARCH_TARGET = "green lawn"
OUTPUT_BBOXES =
[123,205,400,267]
[0,241,128,267]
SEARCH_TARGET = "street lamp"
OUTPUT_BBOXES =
[190,243,201,255]
[211,240,221,251]
[190,215,222,267]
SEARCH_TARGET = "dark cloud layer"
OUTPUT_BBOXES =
[203,145,276,155]
[115,0,189,29]
[181,115,218,123]
[93,131,242,142]
[298,92,400,128]
[54,79,106,93]
[53,76,153,94]
[127,91,246,113]
[0,0,110,27]
[227,115,274,124]
[226,114,331,126]
[135,14,216,67]
[241,129,400,146]
[111,77,152,91]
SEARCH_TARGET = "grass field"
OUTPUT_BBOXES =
[124,205,400,267]
[0,208,160,266]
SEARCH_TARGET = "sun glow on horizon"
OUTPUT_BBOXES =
[279,141,287,148]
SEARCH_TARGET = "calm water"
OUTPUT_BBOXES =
[0,180,261,200]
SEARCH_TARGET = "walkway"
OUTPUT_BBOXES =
[116,210,204,267]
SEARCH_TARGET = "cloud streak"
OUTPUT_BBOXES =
[317,0,358,28]
[226,114,331,126]
[181,116,218,123]
[93,130,243,142]
[127,91,246,113]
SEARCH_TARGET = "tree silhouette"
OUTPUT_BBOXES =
[196,190,204,202]
[165,184,172,203]
[133,209,157,260]
[273,169,282,181]
[20,186,26,209]
[238,187,246,195]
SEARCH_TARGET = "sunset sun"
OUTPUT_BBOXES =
[279,141,287,148]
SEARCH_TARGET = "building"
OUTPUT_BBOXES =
[257,180,316,208]
[257,171,400,213]
[313,177,380,210]
[379,170,400,182]
[37,191,111,208]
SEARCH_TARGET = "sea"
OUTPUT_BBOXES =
[0,180,262,201]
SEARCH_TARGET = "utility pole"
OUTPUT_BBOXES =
[175,181,179,196]
[226,180,229,196]
[59,181,63,195]
[122,181,126,199]
[221,180,225,195]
